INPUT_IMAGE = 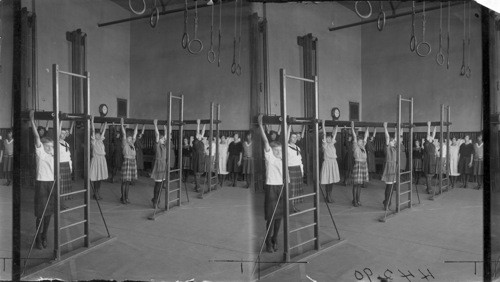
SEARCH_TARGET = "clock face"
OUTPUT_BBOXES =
[331,107,340,119]
[99,104,108,116]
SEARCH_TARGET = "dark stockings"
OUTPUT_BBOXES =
[92,181,102,200]
[218,174,226,186]
[120,181,130,204]
[383,183,394,210]
[352,184,361,206]
[35,215,52,249]
[324,184,334,203]
[265,218,282,252]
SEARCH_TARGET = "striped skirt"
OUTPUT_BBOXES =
[352,160,369,185]
[288,166,303,204]
[2,155,13,172]
[121,158,138,182]
[381,161,397,184]
[60,162,72,199]
[90,155,108,181]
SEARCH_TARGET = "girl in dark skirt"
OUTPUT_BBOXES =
[381,123,397,211]
[30,110,56,250]
[458,135,474,188]
[350,122,369,207]
[366,128,377,179]
[422,123,437,197]
[258,114,284,253]
[110,125,123,183]
[182,137,192,182]
[227,133,243,187]
[473,134,483,189]
[120,119,138,204]
[135,125,146,177]
[151,120,167,208]
[242,132,254,189]
[342,133,354,186]
[191,120,206,196]
[1,129,13,186]
[413,139,424,185]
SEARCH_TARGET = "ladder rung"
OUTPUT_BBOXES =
[60,189,86,197]
[171,95,182,100]
[59,234,87,247]
[170,169,181,173]
[169,189,180,193]
[60,204,86,214]
[290,237,317,250]
[289,192,316,201]
[168,199,180,203]
[399,200,411,206]
[290,207,316,217]
[399,171,411,175]
[169,179,181,183]
[399,180,412,185]
[289,223,316,234]
[60,220,87,231]
[400,190,412,195]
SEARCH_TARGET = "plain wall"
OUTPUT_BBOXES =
[129,2,251,130]
[257,2,362,121]
[30,0,131,118]
[0,0,14,128]
[361,3,483,132]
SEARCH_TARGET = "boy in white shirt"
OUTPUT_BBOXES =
[30,110,56,250]
[258,114,284,253]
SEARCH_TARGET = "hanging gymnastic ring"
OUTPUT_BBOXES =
[129,0,146,15]
[236,64,242,76]
[182,33,189,49]
[188,39,203,54]
[410,36,416,52]
[436,52,445,66]
[149,7,159,28]
[460,64,466,76]
[355,1,372,19]
[377,11,386,31]
[207,49,216,63]
[465,66,471,78]
[416,42,431,57]
[231,62,237,74]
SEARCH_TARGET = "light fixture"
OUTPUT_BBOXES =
[207,0,214,6]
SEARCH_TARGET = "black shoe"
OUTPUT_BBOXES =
[36,239,43,250]
[42,238,48,248]
[352,200,358,207]
[120,198,126,204]
[126,198,130,204]
[357,201,362,206]
[266,243,274,253]
[272,241,278,252]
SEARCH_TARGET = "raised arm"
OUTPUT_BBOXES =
[332,125,339,141]
[258,114,271,152]
[141,124,146,137]
[432,126,437,140]
[132,124,139,140]
[321,120,326,142]
[196,119,201,136]
[120,118,126,136]
[201,124,206,138]
[91,116,96,139]
[30,110,42,148]
[44,120,50,132]
[68,121,75,136]
[277,124,282,136]
[153,119,160,143]
[101,122,108,136]
[383,122,390,146]
[287,125,291,141]
[427,121,431,138]
[301,125,306,139]
[372,128,377,139]
[364,127,369,143]
[351,121,357,143]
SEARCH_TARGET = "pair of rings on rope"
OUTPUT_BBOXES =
[355,2,385,31]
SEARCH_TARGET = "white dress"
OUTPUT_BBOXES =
[449,144,460,176]
[218,142,229,175]
[320,140,340,184]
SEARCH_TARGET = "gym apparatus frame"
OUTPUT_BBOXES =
[253,69,343,279]
[21,64,115,278]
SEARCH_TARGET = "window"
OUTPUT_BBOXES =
[349,102,360,121]
[117,98,127,118]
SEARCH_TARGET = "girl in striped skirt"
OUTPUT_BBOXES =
[58,121,74,210]
[90,117,108,200]
[287,127,303,212]
[381,123,397,211]
[350,122,369,207]
[151,120,167,208]
[413,139,424,185]
[120,118,138,204]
